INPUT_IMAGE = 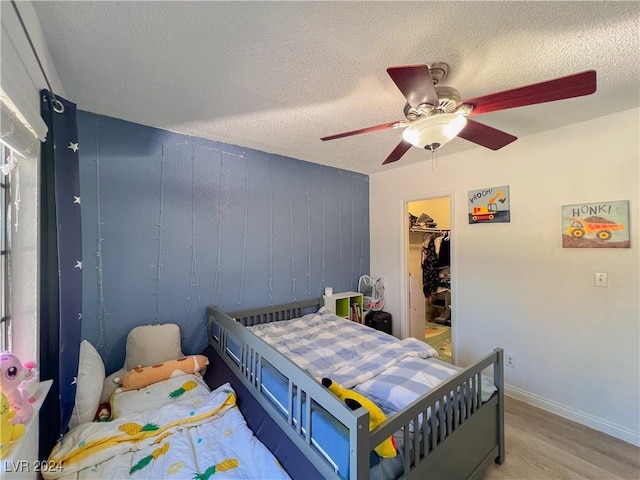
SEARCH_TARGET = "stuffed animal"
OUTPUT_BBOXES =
[322,378,397,458]
[0,352,33,424]
[19,361,39,402]
[94,402,111,422]
[0,392,25,459]
[116,355,209,392]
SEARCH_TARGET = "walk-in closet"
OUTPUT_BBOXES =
[407,197,452,363]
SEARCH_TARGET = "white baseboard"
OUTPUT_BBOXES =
[504,383,640,447]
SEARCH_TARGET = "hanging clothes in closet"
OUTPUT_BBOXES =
[422,231,451,297]
[437,233,450,269]
[437,232,451,289]
[421,234,439,298]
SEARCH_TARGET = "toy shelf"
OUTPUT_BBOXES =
[323,291,363,323]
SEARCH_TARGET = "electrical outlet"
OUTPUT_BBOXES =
[506,354,515,368]
[594,272,608,287]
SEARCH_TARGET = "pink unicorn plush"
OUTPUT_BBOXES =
[0,352,33,424]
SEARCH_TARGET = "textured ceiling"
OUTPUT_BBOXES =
[32,1,639,174]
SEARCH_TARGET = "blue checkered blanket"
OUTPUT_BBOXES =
[247,307,438,389]
[353,357,497,416]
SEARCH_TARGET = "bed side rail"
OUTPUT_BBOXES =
[371,349,505,479]
[207,305,368,480]
[228,298,323,326]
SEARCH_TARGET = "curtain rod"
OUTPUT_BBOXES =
[10,0,64,113]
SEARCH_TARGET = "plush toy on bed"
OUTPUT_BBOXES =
[0,392,25,458]
[322,378,397,458]
[115,355,209,392]
[94,402,111,422]
[0,352,33,424]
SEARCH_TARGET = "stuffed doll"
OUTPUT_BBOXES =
[0,352,33,424]
[115,355,209,392]
[322,378,397,458]
[0,392,25,458]
[94,402,111,422]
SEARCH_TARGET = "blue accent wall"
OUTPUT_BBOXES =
[77,112,370,373]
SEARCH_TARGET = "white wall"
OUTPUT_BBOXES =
[1,1,65,140]
[370,108,640,446]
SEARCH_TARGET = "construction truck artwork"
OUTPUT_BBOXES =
[471,190,506,221]
[468,185,511,224]
[561,200,630,249]
[565,217,624,241]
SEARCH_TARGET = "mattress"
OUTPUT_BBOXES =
[44,378,291,480]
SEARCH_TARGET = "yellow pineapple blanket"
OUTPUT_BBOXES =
[43,381,291,479]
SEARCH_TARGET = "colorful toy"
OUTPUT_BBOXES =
[322,378,397,458]
[0,392,25,459]
[0,352,33,424]
[20,361,39,402]
[116,355,209,392]
[94,402,111,422]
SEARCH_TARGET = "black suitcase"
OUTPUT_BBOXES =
[364,310,392,335]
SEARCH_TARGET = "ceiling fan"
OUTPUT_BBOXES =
[321,64,597,165]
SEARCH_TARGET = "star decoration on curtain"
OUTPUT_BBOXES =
[43,91,84,440]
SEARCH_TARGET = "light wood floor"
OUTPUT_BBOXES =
[484,396,639,479]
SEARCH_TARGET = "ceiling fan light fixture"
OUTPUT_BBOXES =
[402,113,467,151]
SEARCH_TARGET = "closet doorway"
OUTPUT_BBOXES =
[406,196,453,363]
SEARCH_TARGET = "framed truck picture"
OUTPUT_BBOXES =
[468,185,510,224]
[561,200,630,248]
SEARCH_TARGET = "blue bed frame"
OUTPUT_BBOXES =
[205,299,505,479]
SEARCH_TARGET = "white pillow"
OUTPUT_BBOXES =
[100,323,185,403]
[124,323,184,370]
[69,340,105,430]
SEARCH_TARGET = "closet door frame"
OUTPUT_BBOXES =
[401,189,456,364]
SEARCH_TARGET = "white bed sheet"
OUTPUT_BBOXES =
[44,382,291,480]
[110,374,210,419]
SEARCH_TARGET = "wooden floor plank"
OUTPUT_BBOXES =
[485,397,639,480]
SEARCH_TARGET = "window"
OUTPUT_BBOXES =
[0,143,12,352]
[0,93,42,363]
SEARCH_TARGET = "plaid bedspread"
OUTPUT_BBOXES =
[353,357,497,415]
[247,307,437,389]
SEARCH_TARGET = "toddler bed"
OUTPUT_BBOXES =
[43,328,294,479]
[207,299,505,480]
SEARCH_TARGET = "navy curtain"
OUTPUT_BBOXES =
[39,91,82,458]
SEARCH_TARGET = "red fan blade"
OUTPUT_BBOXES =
[382,140,412,165]
[387,65,439,109]
[461,70,597,115]
[321,121,400,141]
[457,118,517,150]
